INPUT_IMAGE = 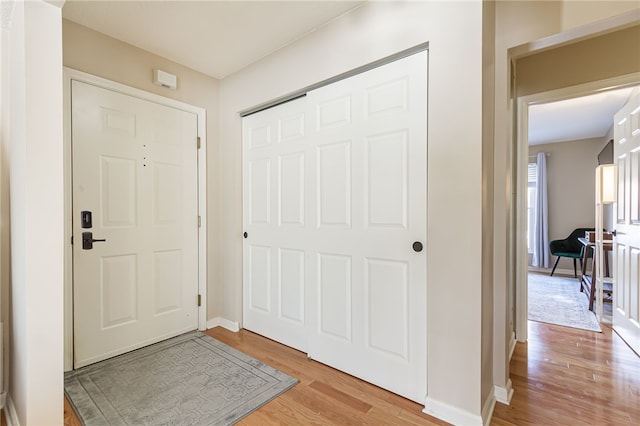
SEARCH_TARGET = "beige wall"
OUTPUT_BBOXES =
[516,25,640,98]
[529,138,605,272]
[62,20,222,320]
[561,0,640,29]
[220,1,486,422]
[492,0,564,400]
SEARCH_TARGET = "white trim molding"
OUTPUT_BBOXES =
[494,379,514,405]
[423,396,483,426]
[207,317,240,332]
[509,9,640,60]
[62,67,208,371]
[5,393,19,426]
[482,391,497,426]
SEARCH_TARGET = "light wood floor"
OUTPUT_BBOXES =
[47,321,640,425]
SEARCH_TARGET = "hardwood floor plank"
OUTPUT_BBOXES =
[308,381,373,413]
[493,321,639,425]
[63,321,639,425]
[64,396,82,426]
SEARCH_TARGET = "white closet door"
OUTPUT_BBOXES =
[242,51,428,403]
[306,52,427,403]
[243,97,311,352]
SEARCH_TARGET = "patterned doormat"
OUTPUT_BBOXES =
[65,331,298,425]
[528,273,602,332]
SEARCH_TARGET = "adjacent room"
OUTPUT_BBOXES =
[526,86,638,332]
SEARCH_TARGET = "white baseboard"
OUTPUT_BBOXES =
[494,379,514,405]
[423,396,483,426]
[481,390,497,426]
[206,317,239,332]
[5,393,19,426]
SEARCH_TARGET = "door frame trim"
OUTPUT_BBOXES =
[63,68,208,371]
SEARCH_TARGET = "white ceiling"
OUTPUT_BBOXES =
[528,87,635,145]
[62,0,366,79]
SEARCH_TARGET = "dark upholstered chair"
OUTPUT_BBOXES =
[549,228,595,277]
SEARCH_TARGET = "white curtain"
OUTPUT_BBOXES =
[532,152,549,268]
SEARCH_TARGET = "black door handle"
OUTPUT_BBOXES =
[413,241,423,252]
[82,232,106,250]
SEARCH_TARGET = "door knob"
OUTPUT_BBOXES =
[412,241,423,252]
[82,232,106,250]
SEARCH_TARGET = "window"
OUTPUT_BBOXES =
[527,163,537,254]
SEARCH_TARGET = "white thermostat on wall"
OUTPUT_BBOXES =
[153,69,177,90]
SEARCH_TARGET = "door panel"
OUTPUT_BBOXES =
[249,158,272,225]
[279,153,305,226]
[317,253,352,341]
[366,258,409,358]
[242,51,427,402]
[279,248,305,322]
[153,250,183,314]
[101,254,137,327]
[249,245,272,312]
[317,141,351,228]
[72,80,199,368]
[101,156,137,226]
[366,131,408,228]
[613,92,640,356]
[305,51,427,403]
[243,97,311,352]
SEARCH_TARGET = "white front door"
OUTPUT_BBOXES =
[613,92,640,356]
[242,51,427,402]
[72,80,199,368]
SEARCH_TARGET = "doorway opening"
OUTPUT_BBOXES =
[514,76,640,341]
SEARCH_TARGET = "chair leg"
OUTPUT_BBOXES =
[550,256,560,276]
[573,258,577,278]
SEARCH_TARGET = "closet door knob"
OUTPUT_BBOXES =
[412,241,423,252]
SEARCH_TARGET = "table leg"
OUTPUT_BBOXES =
[588,251,596,311]
[579,247,590,292]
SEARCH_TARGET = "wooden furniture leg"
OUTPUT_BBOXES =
[579,245,590,292]
[588,253,597,311]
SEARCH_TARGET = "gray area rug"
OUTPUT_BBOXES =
[65,331,298,425]
[528,273,601,332]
